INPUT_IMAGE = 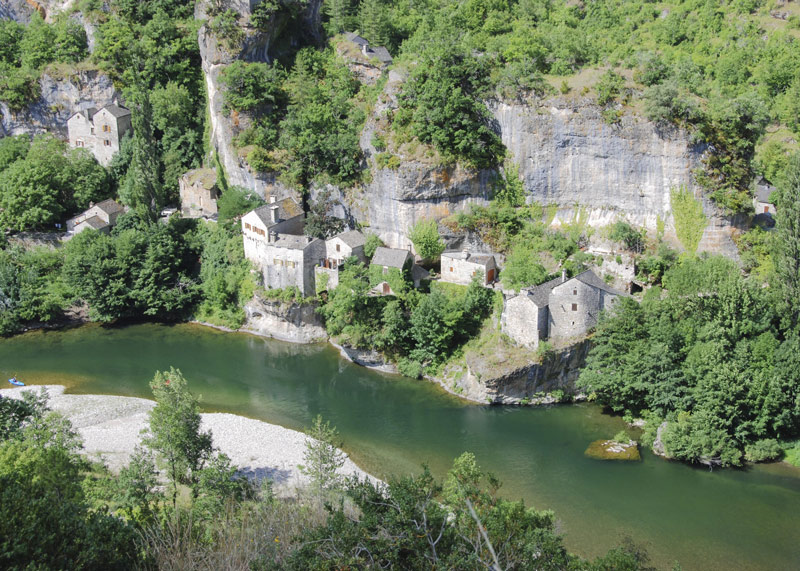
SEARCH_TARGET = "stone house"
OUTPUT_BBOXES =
[343,32,393,66]
[369,246,429,295]
[66,199,125,235]
[242,196,310,290]
[67,104,132,166]
[315,230,368,291]
[440,250,498,286]
[253,234,326,298]
[754,178,776,216]
[179,168,218,219]
[502,270,626,348]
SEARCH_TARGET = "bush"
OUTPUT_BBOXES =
[595,70,624,106]
[744,439,783,463]
[409,218,445,262]
[609,221,645,253]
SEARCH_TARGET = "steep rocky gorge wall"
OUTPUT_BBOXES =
[493,99,744,258]
[1,69,120,138]
[355,95,743,257]
[198,0,321,197]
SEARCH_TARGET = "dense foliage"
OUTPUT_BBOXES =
[0,135,110,231]
[0,380,656,569]
[578,255,798,466]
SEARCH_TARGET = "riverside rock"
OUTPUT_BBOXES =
[585,439,641,461]
[242,294,327,344]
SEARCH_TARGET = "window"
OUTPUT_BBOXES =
[245,223,252,231]
[449,267,454,272]
[90,127,95,135]
[103,139,110,147]
[573,289,577,295]
[76,140,84,147]
[572,303,578,311]
[764,206,769,213]
[288,261,295,268]
[102,124,110,132]
[336,244,341,252]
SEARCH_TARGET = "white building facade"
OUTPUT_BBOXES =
[67,104,132,166]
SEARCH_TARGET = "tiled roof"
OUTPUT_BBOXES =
[101,104,131,118]
[69,107,97,121]
[442,250,496,266]
[272,235,319,251]
[367,46,392,63]
[755,178,775,203]
[95,199,124,215]
[344,32,369,47]
[80,216,108,230]
[411,264,430,282]
[574,269,628,297]
[335,230,366,248]
[527,275,565,307]
[371,246,411,268]
[252,197,303,227]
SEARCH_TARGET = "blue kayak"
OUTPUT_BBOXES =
[8,377,24,387]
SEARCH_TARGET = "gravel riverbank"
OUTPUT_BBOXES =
[0,385,375,493]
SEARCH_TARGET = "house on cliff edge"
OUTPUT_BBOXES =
[501,269,627,348]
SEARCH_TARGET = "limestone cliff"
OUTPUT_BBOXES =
[354,92,743,257]
[242,294,327,344]
[492,98,744,258]
[1,69,120,138]
[198,0,321,197]
[437,340,592,405]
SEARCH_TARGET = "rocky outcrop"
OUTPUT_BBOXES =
[330,341,399,374]
[242,295,327,344]
[492,98,744,258]
[1,69,120,138]
[359,163,494,249]
[198,0,321,197]
[438,340,592,404]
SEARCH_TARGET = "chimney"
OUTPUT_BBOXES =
[362,44,369,57]
[269,195,277,204]
[269,205,280,224]
[561,269,566,283]
[269,231,278,243]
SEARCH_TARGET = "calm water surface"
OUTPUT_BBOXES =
[1,323,799,570]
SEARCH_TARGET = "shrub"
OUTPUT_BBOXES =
[409,218,445,262]
[744,439,783,463]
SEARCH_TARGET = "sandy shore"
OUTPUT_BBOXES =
[0,385,374,493]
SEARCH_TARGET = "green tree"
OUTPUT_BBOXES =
[409,218,445,262]
[359,0,387,47]
[776,153,800,327]
[119,91,166,222]
[324,0,353,34]
[143,368,213,508]
[304,188,345,239]
[299,415,346,497]
[363,232,384,259]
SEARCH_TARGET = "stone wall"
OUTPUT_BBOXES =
[501,294,545,349]
[253,238,325,298]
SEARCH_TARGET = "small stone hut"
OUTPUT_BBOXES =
[66,199,125,235]
[179,168,219,219]
[441,250,498,286]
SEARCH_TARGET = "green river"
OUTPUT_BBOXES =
[1,323,799,570]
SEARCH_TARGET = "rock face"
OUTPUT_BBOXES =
[360,163,494,249]
[198,0,321,197]
[492,98,744,258]
[242,295,327,344]
[1,69,120,138]
[330,341,399,374]
[355,95,743,257]
[439,340,592,404]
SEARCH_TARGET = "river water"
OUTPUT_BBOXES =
[1,323,798,570]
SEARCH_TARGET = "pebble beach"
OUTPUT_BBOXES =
[0,384,374,493]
